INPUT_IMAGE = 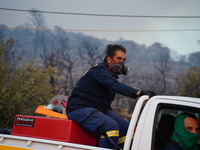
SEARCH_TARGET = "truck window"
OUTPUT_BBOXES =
[153,104,200,150]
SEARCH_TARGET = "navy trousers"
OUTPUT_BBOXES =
[67,107,129,149]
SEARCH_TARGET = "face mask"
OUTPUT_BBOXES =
[171,113,199,150]
[112,61,129,75]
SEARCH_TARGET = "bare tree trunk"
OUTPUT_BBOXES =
[154,60,172,94]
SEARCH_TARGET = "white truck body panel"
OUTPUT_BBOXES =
[0,134,111,150]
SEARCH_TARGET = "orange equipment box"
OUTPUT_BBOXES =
[11,115,98,146]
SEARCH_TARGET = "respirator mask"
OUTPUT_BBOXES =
[112,61,129,75]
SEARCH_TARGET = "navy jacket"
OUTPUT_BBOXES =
[162,141,200,150]
[161,141,184,150]
[66,63,139,113]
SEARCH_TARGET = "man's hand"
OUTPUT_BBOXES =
[140,91,156,98]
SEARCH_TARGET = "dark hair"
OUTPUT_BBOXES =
[103,44,126,63]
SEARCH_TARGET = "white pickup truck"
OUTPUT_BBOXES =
[0,95,200,150]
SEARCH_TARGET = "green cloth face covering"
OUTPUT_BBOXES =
[171,113,199,150]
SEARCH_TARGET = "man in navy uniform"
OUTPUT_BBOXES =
[66,44,155,149]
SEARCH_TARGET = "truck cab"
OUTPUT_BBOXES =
[128,95,200,150]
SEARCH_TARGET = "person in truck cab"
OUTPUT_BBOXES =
[66,44,156,149]
[161,113,200,150]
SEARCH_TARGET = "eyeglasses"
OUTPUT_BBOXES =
[115,57,126,61]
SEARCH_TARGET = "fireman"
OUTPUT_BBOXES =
[66,44,156,149]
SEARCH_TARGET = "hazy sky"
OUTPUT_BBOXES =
[0,0,200,55]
